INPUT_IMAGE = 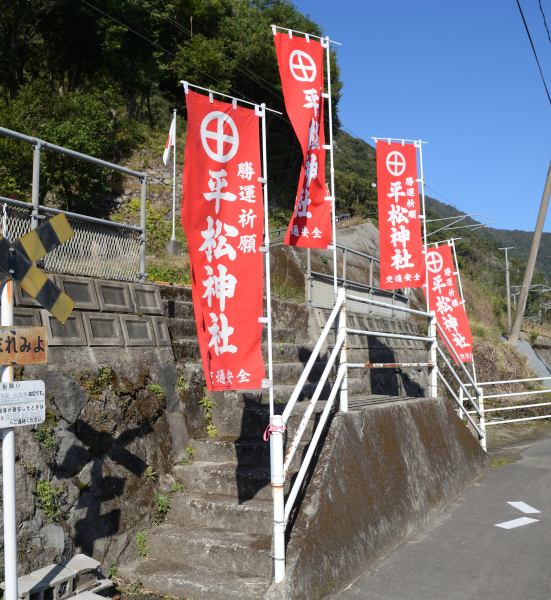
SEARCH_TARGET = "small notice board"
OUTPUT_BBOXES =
[0,380,45,428]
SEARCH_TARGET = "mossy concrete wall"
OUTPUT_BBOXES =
[267,397,488,600]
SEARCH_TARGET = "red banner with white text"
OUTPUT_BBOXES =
[181,90,265,391]
[376,141,425,290]
[273,32,331,248]
[425,244,473,363]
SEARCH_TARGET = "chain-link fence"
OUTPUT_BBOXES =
[1,197,143,282]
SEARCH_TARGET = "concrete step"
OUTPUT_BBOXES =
[146,523,272,578]
[212,395,335,440]
[119,558,267,600]
[174,462,275,500]
[163,298,195,319]
[167,491,272,535]
[191,437,271,466]
[158,284,193,302]
[348,393,414,409]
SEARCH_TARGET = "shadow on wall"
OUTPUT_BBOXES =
[57,422,152,556]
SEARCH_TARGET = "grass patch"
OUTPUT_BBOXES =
[35,479,64,522]
[135,531,148,558]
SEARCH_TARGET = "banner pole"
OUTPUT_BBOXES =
[418,141,429,313]
[259,104,274,418]
[171,109,177,242]
[324,36,338,298]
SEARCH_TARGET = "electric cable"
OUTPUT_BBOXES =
[539,0,551,44]
[515,0,551,105]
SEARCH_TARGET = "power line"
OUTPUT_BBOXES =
[539,0,551,44]
[80,0,176,58]
[515,0,551,105]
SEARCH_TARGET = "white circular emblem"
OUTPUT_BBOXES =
[425,251,444,274]
[200,111,239,163]
[289,50,317,82]
[386,151,406,177]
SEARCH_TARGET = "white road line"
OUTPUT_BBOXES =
[507,501,541,514]
[495,517,539,530]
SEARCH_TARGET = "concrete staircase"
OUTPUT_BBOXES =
[119,286,350,599]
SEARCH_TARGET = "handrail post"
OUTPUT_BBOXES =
[458,386,465,420]
[270,414,286,583]
[139,176,147,282]
[478,387,487,451]
[338,288,348,412]
[306,247,312,308]
[429,312,438,398]
[342,248,347,287]
[31,143,41,230]
[369,259,374,288]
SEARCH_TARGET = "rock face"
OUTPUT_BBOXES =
[0,344,184,578]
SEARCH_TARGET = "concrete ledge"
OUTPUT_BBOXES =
[267,397,487,600]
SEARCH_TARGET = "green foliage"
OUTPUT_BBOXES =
[135,531,148,559]
[530,331,539,345]
[206,423,218,438]
[143,465,158,480]
[185,446,194,460]
[154,491,171,522]
[35,424,58,453]
[108,565,119,579]
[170,482,185,493]
[147,383,166,399]
[177,375,190,394]
[35,480,63,522]
[80,366,115,402]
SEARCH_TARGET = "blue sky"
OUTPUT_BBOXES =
[293,0,551,232]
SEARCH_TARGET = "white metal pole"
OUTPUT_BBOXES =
[338,288,348,412]
[429,312,438,398]
[458,387,465,420]
[270,414,286,583]
[259,104,274,419]
[1,278,18,600]
[171,109,177,242]
[478,387,487,451]
[324,36,338,298]
[418,141,429,313]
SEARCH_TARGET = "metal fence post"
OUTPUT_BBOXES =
[342,248,347,287]
[478,387,487,451]
[458,387,465,420]
[306,247,312,308]
[31,143,41,230]
[338,288,348,412]
[270,414,286,583]
[429,313,438,398]
[139,176,147,282]
[369,259,374,288]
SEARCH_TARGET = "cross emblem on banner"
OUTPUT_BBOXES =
[386,151,406,177]
[200,111,239,163]
[289,50,317,82]
[426,251,444,274]
[0,214,74,323]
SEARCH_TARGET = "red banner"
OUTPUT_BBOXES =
[273,32,332,248]
[181,90,265,391]
[425,244,473,363]
[376,141,425,290]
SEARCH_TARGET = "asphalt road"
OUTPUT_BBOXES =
[333,430,551,600]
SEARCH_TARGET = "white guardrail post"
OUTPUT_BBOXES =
[429,312,438,398]
[338,288,348,412]
[458,386,465,420]
[270,413,286,583]
[478,387,487,451]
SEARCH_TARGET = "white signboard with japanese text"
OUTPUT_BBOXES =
[0,380,45,428]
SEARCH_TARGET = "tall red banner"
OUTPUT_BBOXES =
[376,141,425,289]
[273,32,332,248]
[425,244,473,363]
[181,90,265,391]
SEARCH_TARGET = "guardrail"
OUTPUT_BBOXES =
[463,376,551,427]
[0,126,147,282]
[267,287,485,583]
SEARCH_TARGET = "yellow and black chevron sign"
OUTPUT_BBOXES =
[0,214,74,324]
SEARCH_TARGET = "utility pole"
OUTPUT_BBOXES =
[509,162,551,345]
[499,247,514,335]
